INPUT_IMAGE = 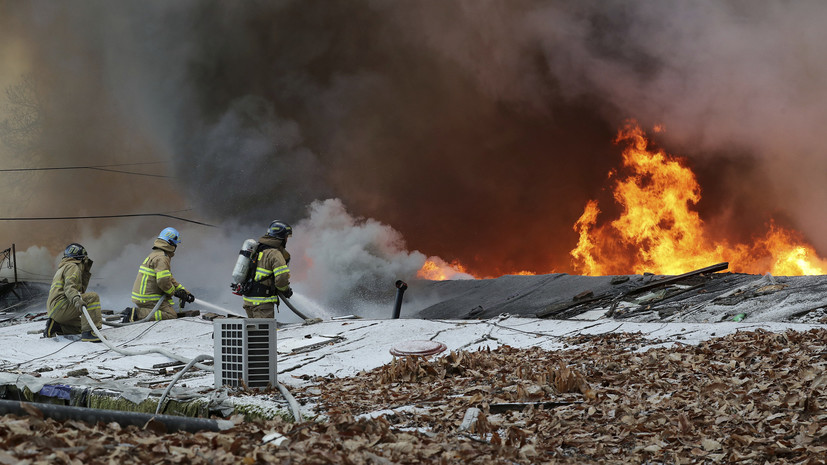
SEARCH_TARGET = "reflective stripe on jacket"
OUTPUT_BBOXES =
[132,239,185,305]
[242,236,290,306]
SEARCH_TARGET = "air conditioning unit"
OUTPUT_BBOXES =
[213,318,277,388]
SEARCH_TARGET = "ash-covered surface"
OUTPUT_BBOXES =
[1,271,827,464]
[0,282,48,327]
[407,270,827,324]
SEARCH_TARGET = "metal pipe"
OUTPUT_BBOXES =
[392,280,408,319]
[0,398,233,432]
[11,243,17,285]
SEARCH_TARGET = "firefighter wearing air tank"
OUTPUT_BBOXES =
[128,227,194,321]
[44,243,103,342]
[242,220,293,318]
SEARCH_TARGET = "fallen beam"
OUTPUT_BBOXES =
[625,262,729,296]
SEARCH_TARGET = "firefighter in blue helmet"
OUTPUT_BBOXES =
[125,227,194,322]
[243,220,293,318]
[44,243,103,342]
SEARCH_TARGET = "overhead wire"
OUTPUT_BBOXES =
[0,212,215,227]
[0,161,170,178]
[0,161,213,226]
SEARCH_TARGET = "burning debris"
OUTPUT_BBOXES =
[570,122,827,277]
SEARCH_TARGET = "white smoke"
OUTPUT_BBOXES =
[290,198,428,316]
[2,198,446,321]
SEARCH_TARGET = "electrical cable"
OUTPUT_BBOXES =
[84,167,169,178]
[0,162,169,178]
[0,212,214,227]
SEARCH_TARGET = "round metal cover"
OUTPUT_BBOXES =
[389,340,447,357]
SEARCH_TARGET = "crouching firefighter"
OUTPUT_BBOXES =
[125,227,194,322]
[44,243,103,342]
[240,220,293,319]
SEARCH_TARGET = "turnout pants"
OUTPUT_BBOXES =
[50,292,102,334]
[243,302,275,319]
[134,298,178,321]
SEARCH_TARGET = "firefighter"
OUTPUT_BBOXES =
[125,227,194,322]
[44,243,103,342]
[243,220,293,318]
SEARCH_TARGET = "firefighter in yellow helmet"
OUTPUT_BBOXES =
[44,243,103,342]
[243,220,293,318]
[126,227,194,322]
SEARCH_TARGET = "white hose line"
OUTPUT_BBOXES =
[81,306,213,371]
[156,354,214,415]
[101,297,164,327]
[84,305,302,422]
[277,381,302,423]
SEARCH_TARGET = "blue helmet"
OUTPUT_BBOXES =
[266,220,293,240]
[64,243,88,259]
[158,227,182,246]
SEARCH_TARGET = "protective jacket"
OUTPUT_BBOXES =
[242,235,290,307]
[48,257,93,315]
[132,238,186,312]
[47,256,102,334]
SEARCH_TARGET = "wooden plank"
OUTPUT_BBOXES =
[536,293,609,319]
[625,262,728,296]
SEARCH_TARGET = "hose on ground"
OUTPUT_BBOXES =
[155,354,213,415]
[81,306,213,371]
[83,306,301,423]
[101,298,164,327]
[277,381,302,422]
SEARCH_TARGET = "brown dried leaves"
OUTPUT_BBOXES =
[1,328,826,463]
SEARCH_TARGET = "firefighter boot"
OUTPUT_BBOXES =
[121,307,137,323]
[44,318,62,338]
[81,330,102,343]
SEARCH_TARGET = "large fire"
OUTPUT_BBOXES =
[417,121,827,280]
[570,122,827,276]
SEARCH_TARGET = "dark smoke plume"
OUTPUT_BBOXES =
[3,0,827,280]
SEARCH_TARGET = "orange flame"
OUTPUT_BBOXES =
[417,257,472,280]
[571,122,827,276]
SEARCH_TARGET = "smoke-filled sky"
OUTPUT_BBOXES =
[2,0,827,298]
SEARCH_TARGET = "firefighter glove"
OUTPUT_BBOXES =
[186,292,195,303]
[281,287,293,298]
[173,289,189,300]
[72,295,84,311]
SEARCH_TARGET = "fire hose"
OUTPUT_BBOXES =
[100,298,164,327]
[80,305,302,423]
[81,306,213,371]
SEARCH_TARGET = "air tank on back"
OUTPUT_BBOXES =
[231,239,258,285]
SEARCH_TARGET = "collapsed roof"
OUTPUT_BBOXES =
[407,263,827,324]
